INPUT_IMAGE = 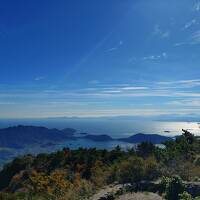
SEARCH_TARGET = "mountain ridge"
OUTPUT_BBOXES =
[0,125,76,148]
[118,133,172,144]
[0,125,173,149]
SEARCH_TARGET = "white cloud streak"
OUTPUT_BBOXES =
[34,76,45,81]
[105,41,123,53]
[143,52,167,61]
[194,1,200,11]
[1,79,200,118]
[158,79,200,88]
[183,19,197,30]
[168,99,200,107]
[153,25,170,39]
[190,30,200,44]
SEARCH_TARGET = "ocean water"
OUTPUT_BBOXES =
[0,118,199,166]
[0,138,136,167]
[0,118,199,137]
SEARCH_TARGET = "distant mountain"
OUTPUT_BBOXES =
[0,125,173,149]
[0,125,76,148]
[82,133,172,144]
[118,133,172,144]
[61,128,76,137]
[80,132,88,135]
[82,134,113,142]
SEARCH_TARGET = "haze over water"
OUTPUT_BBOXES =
[0,118,199,138]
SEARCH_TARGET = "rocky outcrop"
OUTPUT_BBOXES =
[89,181,200,200]
[89,184,123,200]
[185,182,200,197]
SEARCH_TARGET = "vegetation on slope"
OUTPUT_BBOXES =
[0,130,200,200]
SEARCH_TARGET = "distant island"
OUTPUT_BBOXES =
[0,125,175,167]
[0,129,199,200]
[0,125,77,148]
[118,133,172,144]
[0,125,173,149]
[81,134,114,142]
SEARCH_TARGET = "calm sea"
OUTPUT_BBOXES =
[0,118,199,137]
[0,118,199,166]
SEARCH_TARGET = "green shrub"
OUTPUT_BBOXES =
[117,156,145,185]
[161,176,185,200]
[179,192,193,200]
[160,176,171,193]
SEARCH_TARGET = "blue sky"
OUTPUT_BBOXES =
[1,0,200,118]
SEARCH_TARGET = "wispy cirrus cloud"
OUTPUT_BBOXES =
[1,80,200,100]
[174,42,186,47]
[1,81,200,118]
[105,40,123,52]
[168,99,200,107]
[157,79,200,90]
[175,30,200,46]
[34,76,45,81]
[153,25,170,39]
[143,52,167,61]
[190,30,200,44]
[183,19,197,30]
[194,1,200,11]
[121,86,148,90]
[105,47,118,52]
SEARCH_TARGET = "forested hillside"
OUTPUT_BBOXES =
[0,130,200,200]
